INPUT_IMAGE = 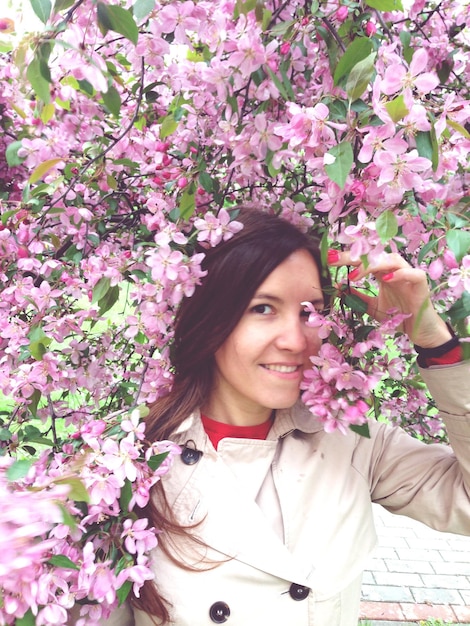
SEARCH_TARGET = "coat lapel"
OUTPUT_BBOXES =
[165,417,313,585]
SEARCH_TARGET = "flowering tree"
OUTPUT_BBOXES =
[0,0,469,623]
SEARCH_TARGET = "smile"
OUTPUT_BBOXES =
[262,364,300,373]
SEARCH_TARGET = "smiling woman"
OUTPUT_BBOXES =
[206,249,324,426]
[99,206,470,626]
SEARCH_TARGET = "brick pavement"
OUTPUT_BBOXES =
[359,504,470,624]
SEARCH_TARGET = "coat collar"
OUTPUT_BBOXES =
[171,399,325,449]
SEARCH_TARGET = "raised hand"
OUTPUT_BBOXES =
[328,250,453,349]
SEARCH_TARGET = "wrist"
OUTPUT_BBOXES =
[415,324,461,368]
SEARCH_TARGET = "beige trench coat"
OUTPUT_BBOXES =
[103,362,470,626]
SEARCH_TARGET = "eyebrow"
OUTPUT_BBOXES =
[253,293,325,308]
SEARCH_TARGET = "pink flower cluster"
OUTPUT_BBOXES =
[301,304,417,435]
[0,411,180,625]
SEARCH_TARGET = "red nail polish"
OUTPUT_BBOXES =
[382,272,394,282]
[327,249,340,264]
[348,268,360,280]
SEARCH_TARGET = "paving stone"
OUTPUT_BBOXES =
[374,572,424,587]
[396,547,444,562]
[373,546,399,560]
[405,536,453,550]
[400,601,457,621]
[364,557,388,572]
[361,584,414,603]
[362,571,375,585]
[453,604,470,621]
[440,549,470,563]
[421,573,470,590]
[385,558,435,574]
[411,585,465,605]
[359,621,416,626]
[432,561,470,576]
[358,601,404,620]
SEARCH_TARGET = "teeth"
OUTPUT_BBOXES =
[264,364,298,373]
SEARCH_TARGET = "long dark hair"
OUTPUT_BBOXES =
[133,206,329,621]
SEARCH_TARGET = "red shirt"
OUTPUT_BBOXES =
[201,414,273,450]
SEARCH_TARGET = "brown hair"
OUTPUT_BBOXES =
[132,206,329,621]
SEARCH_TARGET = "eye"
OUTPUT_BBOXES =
[250,304,274,315]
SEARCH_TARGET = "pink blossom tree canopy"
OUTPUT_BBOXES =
[0,0,469,623]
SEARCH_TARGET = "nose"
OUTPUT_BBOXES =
[276,316,308,353]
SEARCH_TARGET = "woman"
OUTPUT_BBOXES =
[105,206,469,626]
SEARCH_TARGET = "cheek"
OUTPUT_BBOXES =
[305,329,322,357]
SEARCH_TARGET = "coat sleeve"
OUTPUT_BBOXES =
[365,360,470,533]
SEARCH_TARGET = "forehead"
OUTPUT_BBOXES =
[254,249,323,298]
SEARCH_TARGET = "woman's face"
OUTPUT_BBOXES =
[205,249,324,426]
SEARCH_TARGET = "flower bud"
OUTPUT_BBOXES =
[365,21,377,36]
[336,6,349,22]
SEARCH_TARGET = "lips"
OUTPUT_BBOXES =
[262,364,301,373]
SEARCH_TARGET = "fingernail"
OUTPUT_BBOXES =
[327,249,340,264]
[382,272,394,282]
[348,268,360,280]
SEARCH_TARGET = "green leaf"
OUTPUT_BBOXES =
[29,158,63,184]
[270,19,296,37]
[120,478,133,512]
[178,184,196,220]
[343,292,369,314]
[97,2,139,44]
[447,119,470,140]
[446,229,470,263]
[54,0,75,11]
[415,131,433,161]
[279,65,295,100]
[350,422,371,438]
[346,52,376,101]
[376,210,398,243]
[102,85,121,116]
[0,427,12,441]
[385,94,409,123]
[324,141,353,190]
[15,609,35,626]
[417,238,439,264]
[92,277,111,304]
[265,66,289,100]
[333,38,373,86]
[159,114,178,139]
[147,451,169,471]
[199,171,214,192]
[447,291,470,321]
[117,579,133,605]
[55,477,90,502]
[26,56,51,104]
[30,0,52,23]
[98,285,120,316]
[365,0,403,9]
[133,0,155,21]
[6,459,33,481]
[48,555,80,570]
[5,141,25,167]
[28,389,42,418]
[29,336,52,360]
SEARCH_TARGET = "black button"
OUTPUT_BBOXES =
[181,444,202,465]
[289,583,310,601]
[209,601,230,623]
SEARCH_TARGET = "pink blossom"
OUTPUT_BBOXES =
[448,255,470,297]
[336,6,349,22]
[381,48,439,96]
